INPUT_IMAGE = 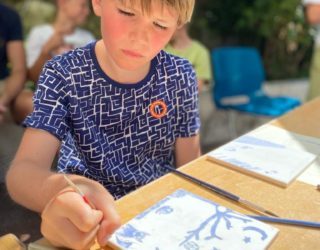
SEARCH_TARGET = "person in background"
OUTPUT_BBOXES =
[11,0,95,124]
[165,24,212,92]
[0,3,26,123]
[303,0,320,101]
[6,0,199,249]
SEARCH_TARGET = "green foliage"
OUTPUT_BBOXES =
[191,0,314,79]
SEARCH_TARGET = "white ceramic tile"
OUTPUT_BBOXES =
[108,189,278,250]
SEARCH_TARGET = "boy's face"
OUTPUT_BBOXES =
[92,0,179,71]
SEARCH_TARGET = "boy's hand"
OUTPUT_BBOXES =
[43,20,74,57]
[41,182,121,249]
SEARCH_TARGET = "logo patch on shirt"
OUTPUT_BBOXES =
[149,100,167,119]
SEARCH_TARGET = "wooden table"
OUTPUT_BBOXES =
[31,98,320,250]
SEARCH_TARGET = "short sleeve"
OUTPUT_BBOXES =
[194,45,212,81]
[176,65,201,137]
[7,8,23,41]
[23,62,70,141]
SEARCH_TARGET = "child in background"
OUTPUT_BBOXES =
[6,0,199,249]
[0,3,26,123]
[12,0,95,124]
[303,0,320,101]
[165,24,212,92]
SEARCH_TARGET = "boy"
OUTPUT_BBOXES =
[6,0,199,249]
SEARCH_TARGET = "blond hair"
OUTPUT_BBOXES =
[118,0,195,25]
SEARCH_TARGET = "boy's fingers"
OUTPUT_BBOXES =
[52,191,103,232]
[70,224,100,250]
[42,216,100,250]
[95,200,121,246]
[72,183,122,246]
[44,182,120,247]
[72,208,103,233]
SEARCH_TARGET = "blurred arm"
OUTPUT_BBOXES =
[27,45,53,83]
[27,32,65,83]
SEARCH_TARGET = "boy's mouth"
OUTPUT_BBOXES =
[122,49,143,58]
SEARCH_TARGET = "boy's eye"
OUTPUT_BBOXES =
[118,9,134,16]
[154,22,168,30]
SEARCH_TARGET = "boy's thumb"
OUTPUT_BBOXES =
[96,207,121,246]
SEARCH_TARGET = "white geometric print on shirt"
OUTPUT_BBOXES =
[24,42,200,199]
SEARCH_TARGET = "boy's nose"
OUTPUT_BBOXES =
[129,28,149,45]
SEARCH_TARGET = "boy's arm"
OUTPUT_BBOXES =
[6,127,67,211]
[175,135,201,168]
[6,128,120,248]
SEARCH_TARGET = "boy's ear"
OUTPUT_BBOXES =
[91,0,102,16]
[176,23,184,30]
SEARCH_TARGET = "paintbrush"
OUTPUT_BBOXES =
[63,174,95,208]
[162,165,278,217]
[249,215,320,229]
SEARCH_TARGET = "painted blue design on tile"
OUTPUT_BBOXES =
[136,196,171,220]
[173,188,188,198]
[235,135,285,149]
[179,205,252,246]
[115,236,133,248]
[110,189,278,249]
[137,188,187,220]
[214,155,279,176]
[244,236,251,244]
[155,205,173,215]
[182,241,199,250]
[114,224,152,249]
[116,224,149,242]
[243,226,268,240]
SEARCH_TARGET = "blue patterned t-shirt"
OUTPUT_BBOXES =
[24,42,200,199]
